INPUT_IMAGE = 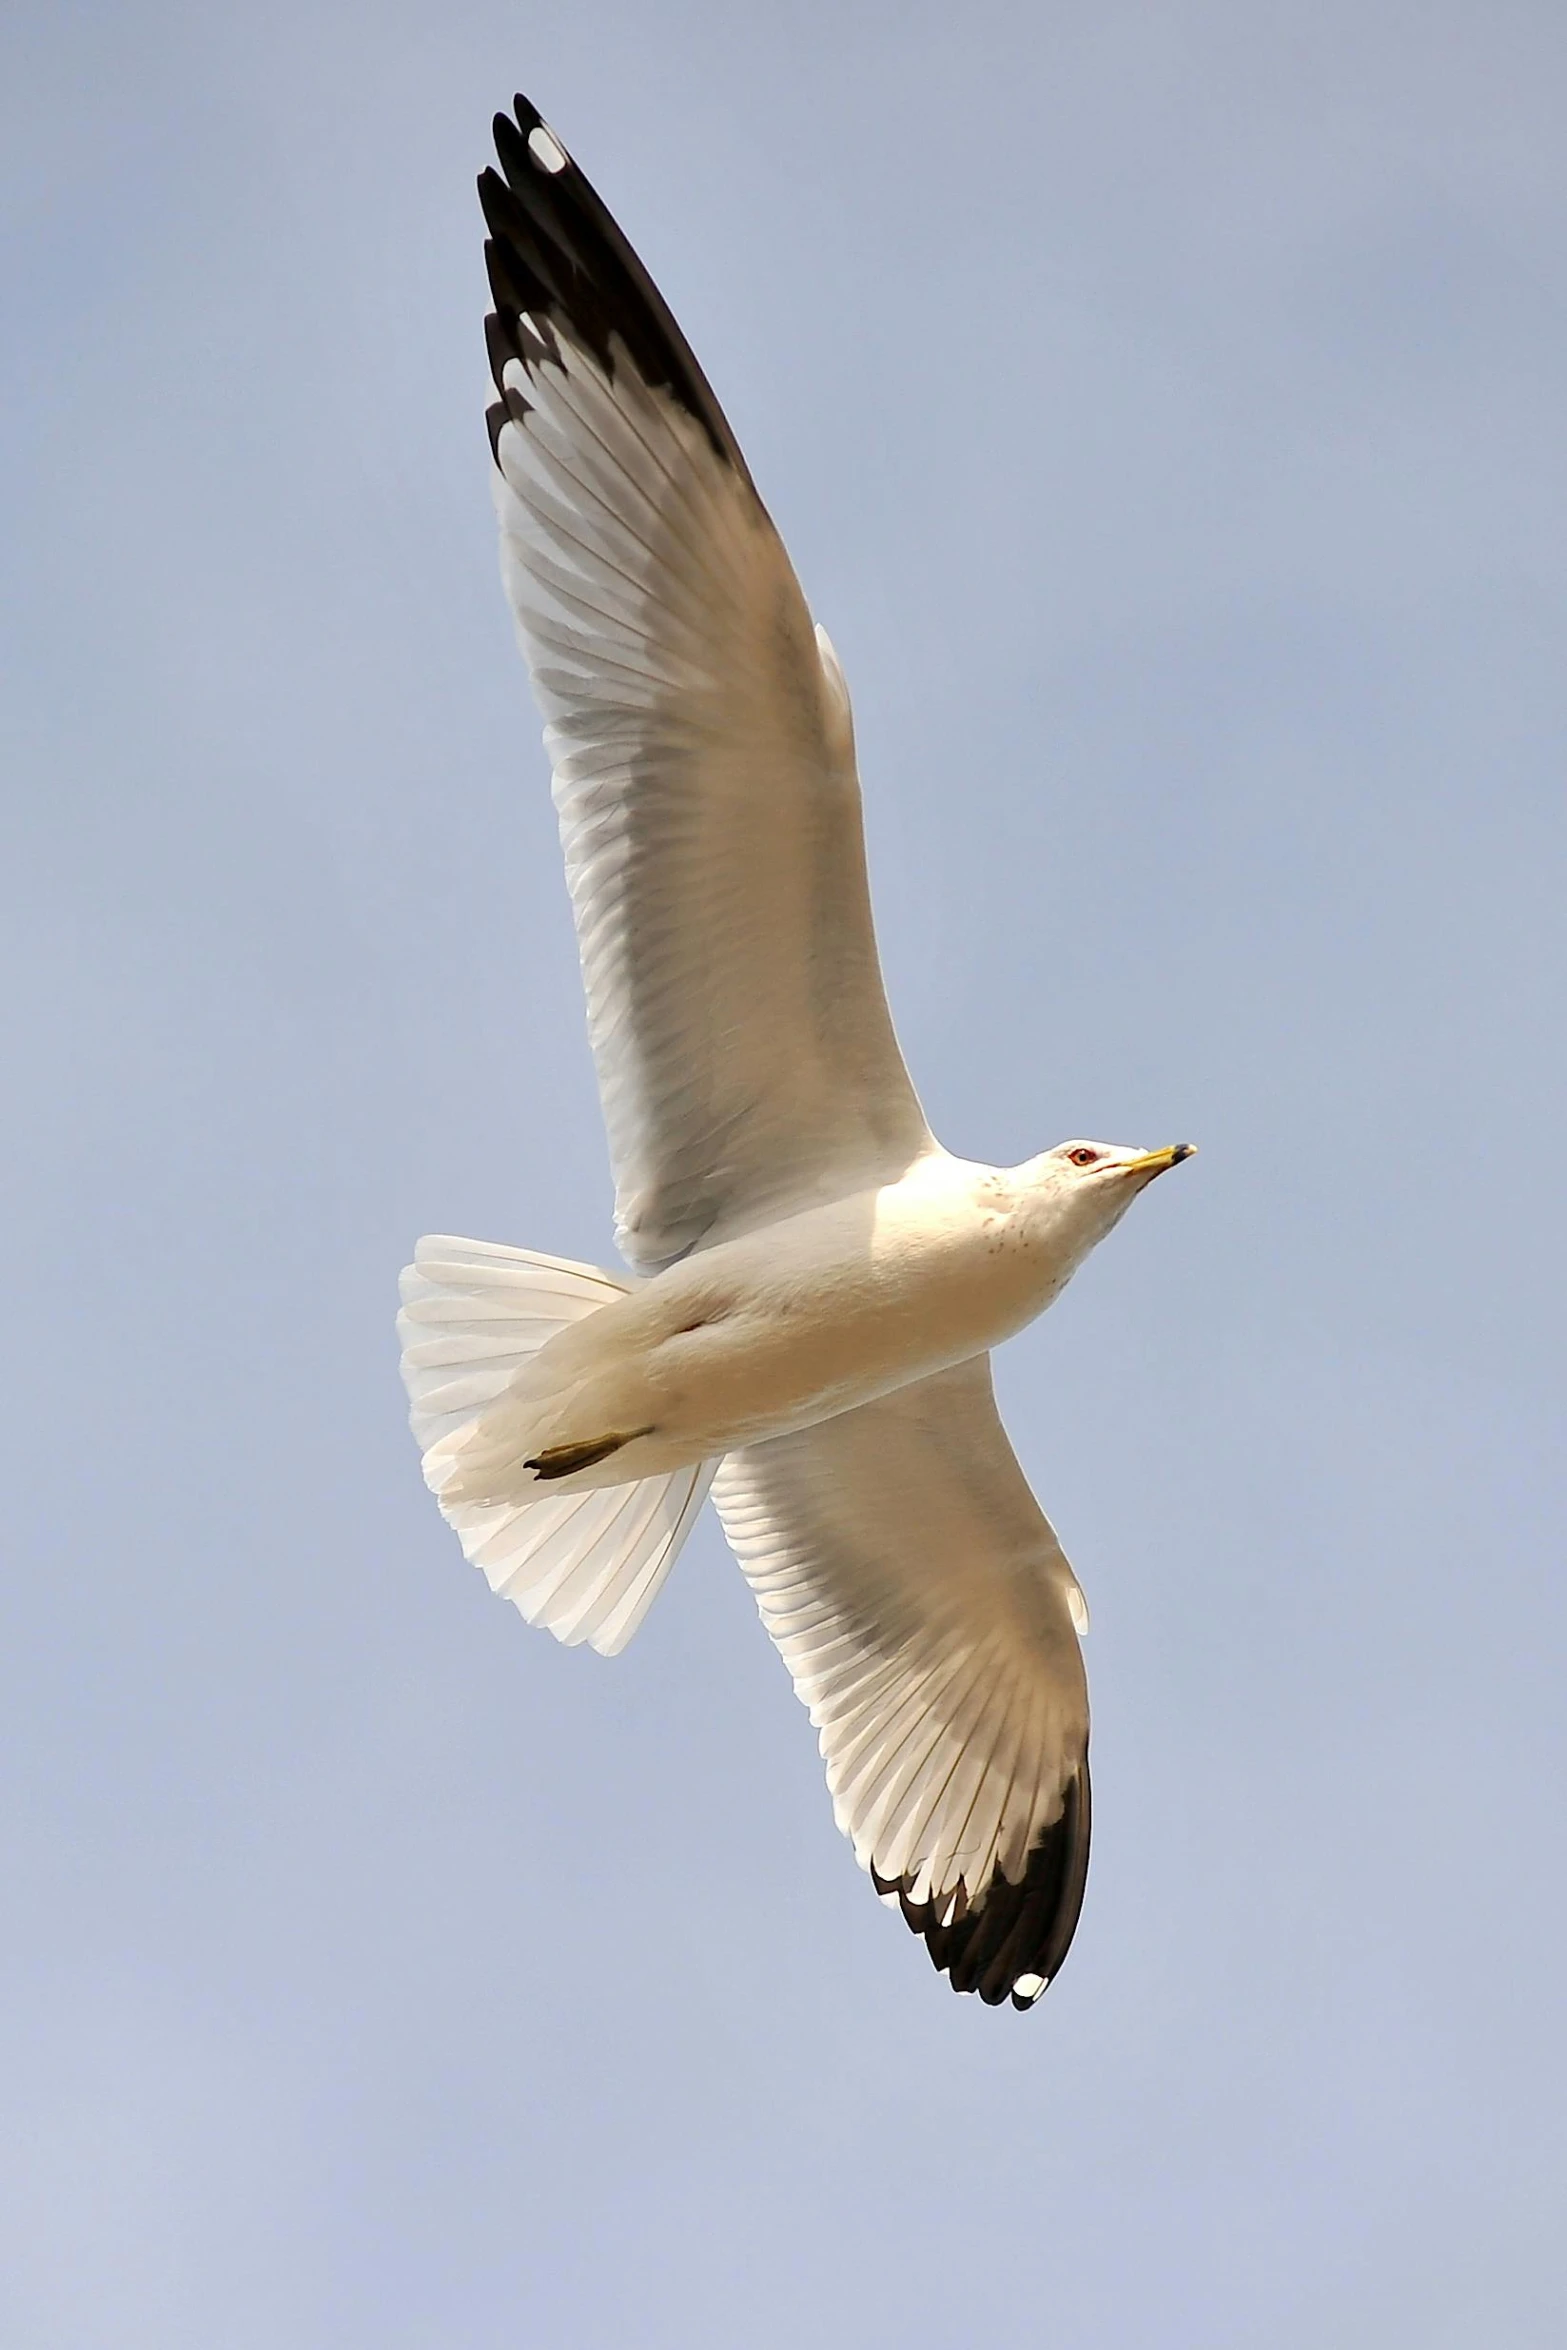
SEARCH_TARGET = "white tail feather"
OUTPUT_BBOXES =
[397,1236,714,1655]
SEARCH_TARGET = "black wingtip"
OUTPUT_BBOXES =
[878,1757,1092,2010]
[477,94,749,481]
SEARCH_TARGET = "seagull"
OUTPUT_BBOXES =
[398,95,1195,2009]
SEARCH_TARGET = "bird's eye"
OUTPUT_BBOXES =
[1068,1147,1099,1167]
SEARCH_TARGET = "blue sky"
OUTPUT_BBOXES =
[3,4,1564,2343]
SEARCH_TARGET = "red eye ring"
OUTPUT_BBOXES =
[1068,1147,1099,1167]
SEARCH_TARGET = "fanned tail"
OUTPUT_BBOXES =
[397,1236,713,1654]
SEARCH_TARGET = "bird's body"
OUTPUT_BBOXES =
[430,1143,1180,1507]
[397,96,1194,2007]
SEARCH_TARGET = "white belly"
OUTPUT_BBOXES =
[487,1154,1070,1493]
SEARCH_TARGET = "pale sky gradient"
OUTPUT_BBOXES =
[4,4,1565,2344]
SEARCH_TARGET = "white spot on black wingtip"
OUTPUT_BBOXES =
[527,123,568,174]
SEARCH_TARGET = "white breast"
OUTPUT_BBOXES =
[623,1155,1066,1458]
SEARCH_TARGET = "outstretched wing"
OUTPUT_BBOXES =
[712,1355,1092,2008]
[481,98,934,1274]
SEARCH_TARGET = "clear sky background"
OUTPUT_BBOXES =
[4,3,1565,2343]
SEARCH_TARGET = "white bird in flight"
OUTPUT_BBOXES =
[398,95,1195,2008]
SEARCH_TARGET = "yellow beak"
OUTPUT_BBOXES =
[1120,1143,1197,1178]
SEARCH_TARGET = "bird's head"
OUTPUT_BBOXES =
[1021,1137,1197,1269]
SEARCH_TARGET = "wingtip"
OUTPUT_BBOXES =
[475,86,749,480]
[879,1755,1092,2010]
